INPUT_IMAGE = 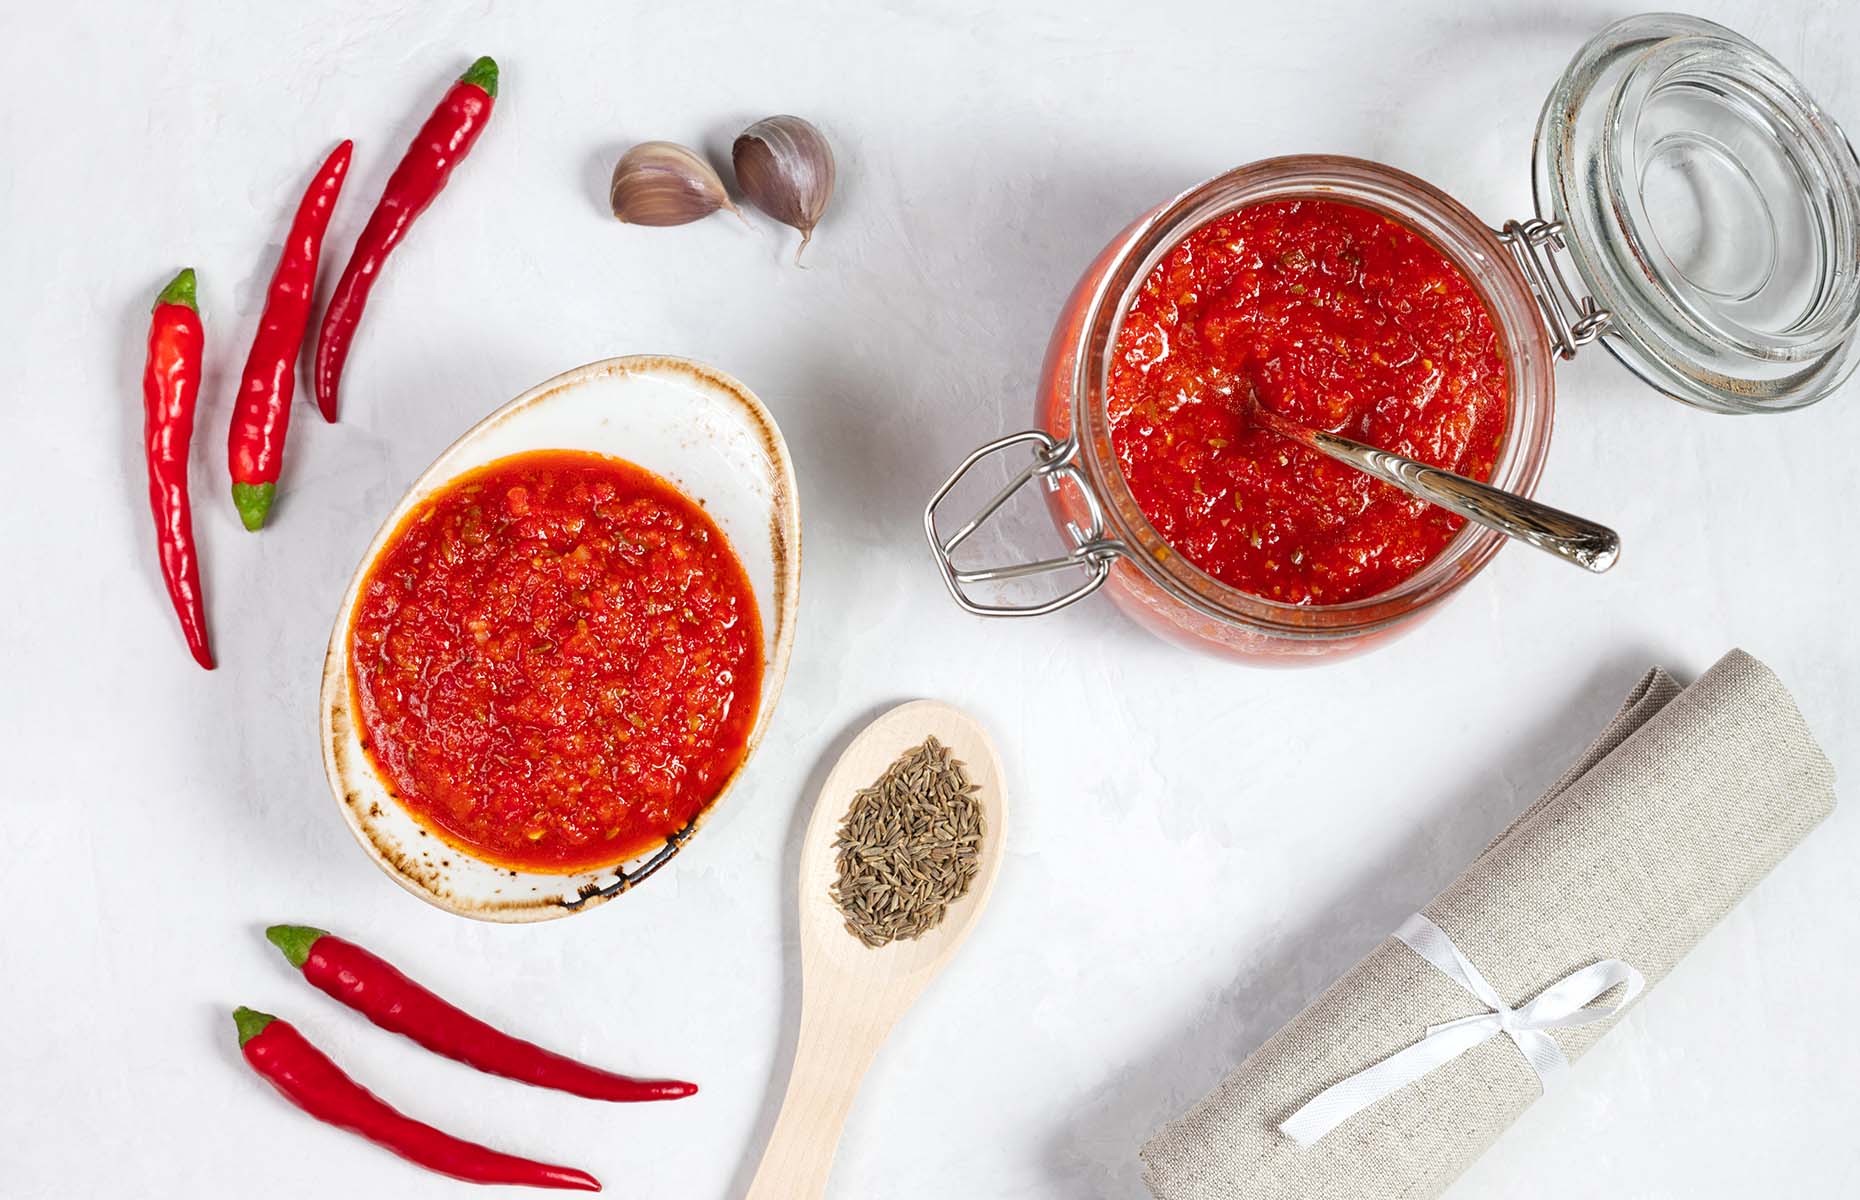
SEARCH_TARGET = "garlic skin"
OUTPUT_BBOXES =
[610,141,740,227]
[732,116,836,262]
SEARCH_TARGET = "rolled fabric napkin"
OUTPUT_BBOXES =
[1140,648,1837,1200]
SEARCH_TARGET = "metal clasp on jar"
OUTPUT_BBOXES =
[1499,218,1612,359]
[923,429,1127,617]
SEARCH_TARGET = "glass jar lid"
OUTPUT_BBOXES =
[1534,13,1860,413]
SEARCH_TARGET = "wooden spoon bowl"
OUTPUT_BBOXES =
[745,700,1008,1200]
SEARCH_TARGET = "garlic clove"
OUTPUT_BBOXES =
[732,116,836,263]
[610,141,742,227]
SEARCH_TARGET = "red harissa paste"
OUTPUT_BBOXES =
[350,450,763,873]
[1108,198,1509,605]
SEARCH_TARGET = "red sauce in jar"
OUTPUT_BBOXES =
[1107,198,1509,605]
[349,450,763,873]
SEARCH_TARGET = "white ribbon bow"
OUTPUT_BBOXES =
[1279,913,1645,1147]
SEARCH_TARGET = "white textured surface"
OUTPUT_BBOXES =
[2,1,1854,1197]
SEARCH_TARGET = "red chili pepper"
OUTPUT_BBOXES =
[143,268,213,670]
[314,56,498,422]
[234,1008,600,1191]
[228,140,353,530]
[267,926,697,1102]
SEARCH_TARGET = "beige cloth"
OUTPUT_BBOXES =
[1140,648,1837,1200]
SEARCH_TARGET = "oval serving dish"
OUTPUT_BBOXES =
[321,356,800,922]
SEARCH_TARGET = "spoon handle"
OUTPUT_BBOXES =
[1252,409,1620,573]
[744,995,893,1200]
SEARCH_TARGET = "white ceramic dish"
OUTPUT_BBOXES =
[320,356,801,922]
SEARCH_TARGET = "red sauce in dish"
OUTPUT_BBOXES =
[349,450,763,873]
[1107,198,1509,605]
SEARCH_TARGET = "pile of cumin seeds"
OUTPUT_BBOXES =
[829,736,984,948]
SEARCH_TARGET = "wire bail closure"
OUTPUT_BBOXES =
[1499,218,1612,359]
[923,429,1127,617]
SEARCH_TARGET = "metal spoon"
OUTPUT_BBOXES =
[1246,396,1620,573]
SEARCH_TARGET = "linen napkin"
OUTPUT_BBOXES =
[1140,648,1837,1200]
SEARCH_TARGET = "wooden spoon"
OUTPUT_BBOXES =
[745,700,1008,1200]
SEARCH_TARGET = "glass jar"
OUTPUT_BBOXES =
[925,13,1860,663]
